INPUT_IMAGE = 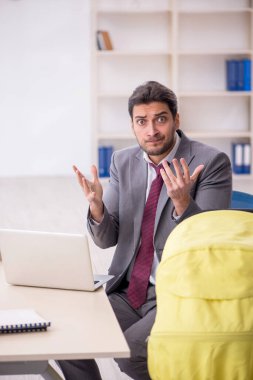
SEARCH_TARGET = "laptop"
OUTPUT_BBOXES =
[0,229,113,291]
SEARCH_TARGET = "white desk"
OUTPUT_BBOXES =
[0,265,130,379]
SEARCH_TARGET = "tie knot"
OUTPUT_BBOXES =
[149,163,163,177]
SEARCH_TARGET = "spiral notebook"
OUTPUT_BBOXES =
[0,308,51,334]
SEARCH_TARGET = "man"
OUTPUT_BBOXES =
[58,81,232,380]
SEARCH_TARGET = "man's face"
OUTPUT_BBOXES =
[132,102,179,164]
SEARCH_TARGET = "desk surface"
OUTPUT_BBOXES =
[0,265,130,362]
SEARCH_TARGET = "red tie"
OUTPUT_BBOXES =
[127,163,164,309]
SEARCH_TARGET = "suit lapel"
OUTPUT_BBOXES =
[130,150,148,247]
[173,130,194,165]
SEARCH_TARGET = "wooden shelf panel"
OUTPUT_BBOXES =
[177,50,252,55]
[97,9,172,14]
[177,8,252,14]
[96,51,172,56]
[179,91,252,97]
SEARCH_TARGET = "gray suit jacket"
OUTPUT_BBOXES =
[87,130,232,294]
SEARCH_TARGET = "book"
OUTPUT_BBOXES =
[105,146,113,176]
[98,146,113,177]
[237,59,245,91]
[242,143,251,174]
[96,30,113,51]
[242,59,251,91]
[232,142,252,174]
[96,30,105,50]
[102,31,113,50]
[0,308,51,334]
[99,146,106,177]
[232,143,244,174]
[226,60,238,91]
[226,59,251,91]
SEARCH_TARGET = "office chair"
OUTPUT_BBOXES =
[231,190,253,209]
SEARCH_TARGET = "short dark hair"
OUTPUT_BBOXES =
[128,81,178,120]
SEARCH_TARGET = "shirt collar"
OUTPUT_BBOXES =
[143,131,181,165]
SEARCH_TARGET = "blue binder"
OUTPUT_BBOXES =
[226,60,238,91]
[242,59,251,91]
[98,146,106,177]
[105,146,113,177]
[226,59,251,91]
[98,146,113,177]
[237,60,245,91]
[242,143,251,174]
[232,143,252,174]
[232,143,244,174]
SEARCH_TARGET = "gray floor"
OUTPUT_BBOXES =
[0,176,131,380]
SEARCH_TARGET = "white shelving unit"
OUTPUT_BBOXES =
[91,0,253,184]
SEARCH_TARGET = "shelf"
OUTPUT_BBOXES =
[97,9,171,14]
[233,174,253,180]
[177,8,252,14]
[98,134,135,140]
[96,50,172,56]
[177,50,252,56]
[98,91,253,98]
[187,132,252,139]
[98,93,128,98]
[92,0,253,174]
[179,91,252,97]
[96,8,172,53]
[178,12,251,52]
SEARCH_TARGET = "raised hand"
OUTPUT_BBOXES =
[160,158,204,216]
[73,164,104,223]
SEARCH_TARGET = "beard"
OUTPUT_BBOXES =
[138,135,176,157]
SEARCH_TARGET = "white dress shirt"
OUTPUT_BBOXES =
[143,132,181,284]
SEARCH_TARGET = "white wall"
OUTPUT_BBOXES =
[0,0,91,176]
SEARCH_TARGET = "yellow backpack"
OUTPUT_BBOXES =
[148,210,253,380]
